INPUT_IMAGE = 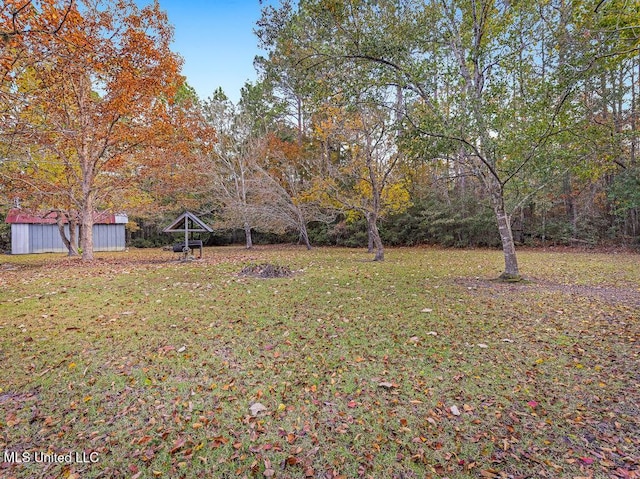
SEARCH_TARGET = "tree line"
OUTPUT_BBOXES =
[1,0,639,280]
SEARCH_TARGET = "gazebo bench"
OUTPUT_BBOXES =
[172,240,203,258]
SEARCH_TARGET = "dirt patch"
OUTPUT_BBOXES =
[239,263,294,278]
[0,389,39,406]
[0,263,23,271]
[455,277,640,309]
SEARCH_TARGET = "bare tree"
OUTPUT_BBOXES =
[203,91,260,249]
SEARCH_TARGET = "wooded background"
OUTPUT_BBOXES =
[1,0,639,267]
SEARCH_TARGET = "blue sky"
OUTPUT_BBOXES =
[155,0,270,103]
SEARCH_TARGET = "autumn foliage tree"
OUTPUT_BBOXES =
[311,102,410,261]
[0,0,209,260]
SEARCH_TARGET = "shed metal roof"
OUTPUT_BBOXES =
[5,209,127,225]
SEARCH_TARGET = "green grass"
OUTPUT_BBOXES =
[0,246,638,478]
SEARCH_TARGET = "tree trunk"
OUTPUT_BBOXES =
[366,213,374,253]
[244,222,253,249]
[80,197,95,261]
[490,189,519,280]
[299,223,312,250]
[55,212,79,256]
[368,213,384,261]
[297,210,312,250]
[69,214,79,255]
[563,172,577,236]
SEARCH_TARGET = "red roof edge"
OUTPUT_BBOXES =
[5,209,118,225]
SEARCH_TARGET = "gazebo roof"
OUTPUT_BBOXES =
[163,211,213,233]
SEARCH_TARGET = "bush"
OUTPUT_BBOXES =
[129,238,163,248]
[330,219,368,247]
[0,221,10,252]
[307,222,333,246]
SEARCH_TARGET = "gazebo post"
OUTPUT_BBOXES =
[184,218,189,260]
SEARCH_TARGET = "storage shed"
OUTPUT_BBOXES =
[5,209,128,254]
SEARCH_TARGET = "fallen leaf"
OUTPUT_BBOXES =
[170,438,186,454]
[250,402,267,416]
[480,470,499,478]
[6,412,20,427]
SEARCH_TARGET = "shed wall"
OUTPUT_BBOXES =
[11,224,30,254]
[11,224,126,254]
[29,224,68,253]
[93,224,126,251]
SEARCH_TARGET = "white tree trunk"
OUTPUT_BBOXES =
[294,208,312,250]
[490,189,519,279]
[244,222,253,249]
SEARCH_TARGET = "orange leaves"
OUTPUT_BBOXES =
[266,133,302,162]
[263,133,305,185]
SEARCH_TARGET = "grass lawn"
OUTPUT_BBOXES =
[0,246,638,479]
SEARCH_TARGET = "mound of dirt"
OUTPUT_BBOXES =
[239,263,293,278]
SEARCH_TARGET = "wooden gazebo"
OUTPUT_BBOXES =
[163,211,213,260]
